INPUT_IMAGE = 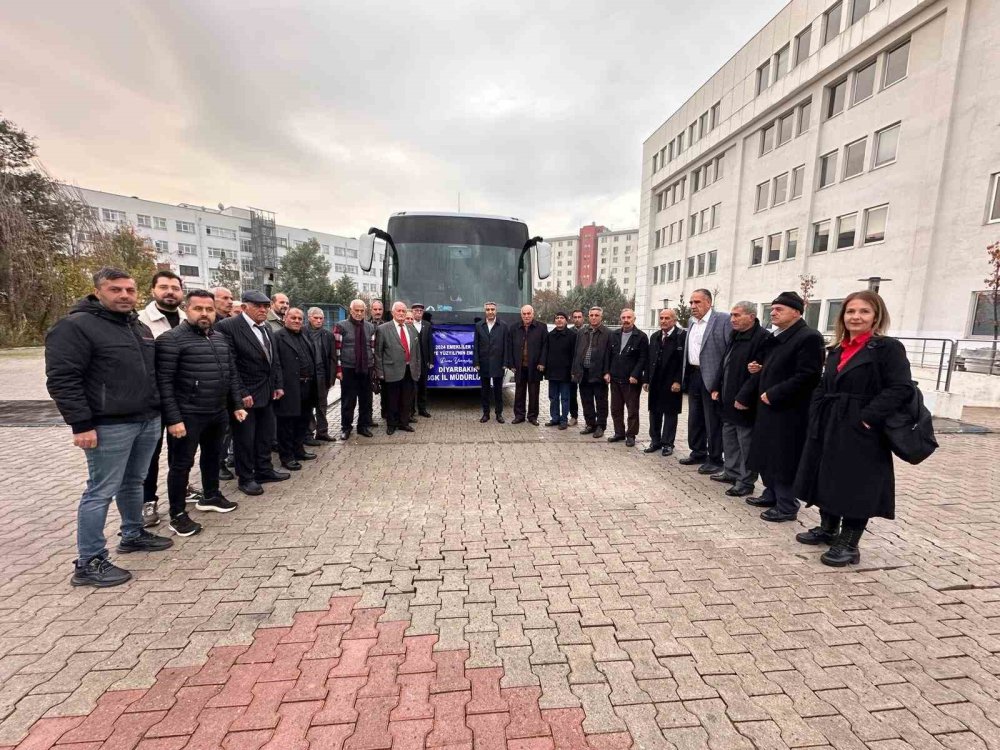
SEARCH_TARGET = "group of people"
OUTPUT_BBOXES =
[45,266,913,589]
[480,287,914,569]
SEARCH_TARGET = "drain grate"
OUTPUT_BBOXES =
[0,400,65,427]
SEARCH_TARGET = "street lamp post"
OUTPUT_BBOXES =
[858,276,892,293]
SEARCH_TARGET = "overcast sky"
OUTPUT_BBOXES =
[1,1,786,238]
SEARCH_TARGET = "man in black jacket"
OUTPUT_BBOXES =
[334,299,376,439]
[156,290,246,536]
[507,305,547,425]
[543,312,576,429]
[710,302,769,497]
[273,308,323,470]
[643,308,685,456]
[571,306,612,439]
[410,303,435,419]
[46,267,173,588]
[568,309,585,426]
[607,308,649,447]
[473,302,509,423]
[215,290,289,496]
[306,307,336,442]
[741,292,825,522]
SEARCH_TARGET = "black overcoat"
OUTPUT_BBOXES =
[794,336,913,520]
[543,327,577,381]
[713,320,770,427]
[645,328,685,415]
[272,328,325,417]
[473,319,509,378]
[507,320,548,383]
[741,319,825,484]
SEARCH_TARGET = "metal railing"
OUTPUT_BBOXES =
[895,337,956,392]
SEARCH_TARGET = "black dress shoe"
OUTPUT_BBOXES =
[480,414,490,423]
[528,419,539,426]
[281,460,302,471]
[511,417,525,424]
[710,473,737,484]
[593,428,605,439]
[607,434,626,443]
[238,481,264,496]
[357,428,374,437]
[661,447,674,456]
[295,451,317,460]
[760,508,797,522]
[398,424,415,432]
[218,466,235,481]
[256,469,290,483]
[545,420,560,427]
[419,410,432,418]
[315,434,337,442]
[726,485,754,497]
[386,426,396,435]
[369,421,382,428]
[495,414,505,424]
[303,438,321,447]
[625,437,635,447]
[339,430,352,440]
[698,464,723,475]
[580,425,595,435]
[745,496,776,507]
[678,455,704,466]
[643,444,663,454]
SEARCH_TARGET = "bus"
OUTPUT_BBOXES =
[358,212,552,388]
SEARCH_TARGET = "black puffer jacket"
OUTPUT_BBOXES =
[155,321,243,425]
[45,296,160,433]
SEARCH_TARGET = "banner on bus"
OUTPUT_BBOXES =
[428,325,479,388]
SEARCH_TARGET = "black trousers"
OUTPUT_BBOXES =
[686,366,723,465]
[232,403,275,482]
[760,471,798,515]
[569,382,579,419]
[143,427,167,503]
[579,372,608,428]
[166,410,226,519]
[648,409,679,448]
[277,409,312,461]
[220,423,232,469]
[386,368,415,428]
[415,365,430,413]
[340,369,373,431]
[610,381,641,437]
[480,373,504,415]
[514,367,540,421]
[310,385,330,437]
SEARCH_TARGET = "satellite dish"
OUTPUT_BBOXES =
[218,203,224,211]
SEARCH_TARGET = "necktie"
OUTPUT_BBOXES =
[399,325,410,363]
[255,324,271,361]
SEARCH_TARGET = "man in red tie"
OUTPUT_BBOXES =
[374,301,422,435]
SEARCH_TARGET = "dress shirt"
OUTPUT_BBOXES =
[486,319,496,333]
[687,307,713,366]
[396,322,413,359]
[243,312,271,358]
[413,320,422,334]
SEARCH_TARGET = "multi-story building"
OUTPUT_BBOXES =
[69,187,383,298]
[636,0,1000,339]
[538,224,638,299]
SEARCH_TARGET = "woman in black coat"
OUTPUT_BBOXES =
[794,290,913,567]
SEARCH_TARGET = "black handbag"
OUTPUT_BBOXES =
[873,344,938,465]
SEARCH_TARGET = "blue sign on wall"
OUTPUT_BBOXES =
[428,325,479,388]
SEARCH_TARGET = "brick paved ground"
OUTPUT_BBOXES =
[1,349,999,749]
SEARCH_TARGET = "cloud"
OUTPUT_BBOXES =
[0,0,787,238]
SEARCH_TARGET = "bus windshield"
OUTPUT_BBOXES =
[393,242,521,313]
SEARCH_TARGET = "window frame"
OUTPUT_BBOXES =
[818,151,839,189]
[794,26,812,67]
[990,173,1000,224]
[852,59,878,106]
[178,264,200,278]
[791,165,806,200]
[826,78,848,119]
[883,40,910,89]
[835,212,858,250]
[850,0,872,25]
[755,182,770,213]
[823,1,844,45]
[812,220,831,254]
[775,44,790,81]
[761,122,776,155]
[843,137,868,180]
[863,204,889,244]
[785,228,799,260]
[750,238,764,266]
[777,112,794,146]
[872,122,901,169]
[798,99,812,135]
[824,299,845,333]
[757,59,772,95]
[772,172,789,206]
[766,233,783,263]
[175,220,196,234]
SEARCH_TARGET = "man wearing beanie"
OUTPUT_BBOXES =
[740,291,825,522]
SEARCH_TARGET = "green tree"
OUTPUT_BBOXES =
[531,288,567,322]
[276,238,333,306]
[210,252,242,297]
[330,274,359,307]
[63,225,157,303]
[565,278,629,323]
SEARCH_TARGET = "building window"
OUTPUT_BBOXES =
[136,214,152,228]
[778,113,794,147]
[241,259,255,273]
[686,257,695,278]
[207,247,231,259]
[757,59,772,94]
[205,226,237,240]
[154,240,168,253]
[794,25,812,65]
[851,0,873,23]
[149,217,166,231]
[873,123,900,168]
[883,40,910,88]
[697,254,706,276]
[773,173,789,205]
[689,215,698,236]
[177,243,197,255]
[767,233,782,263]
[711,203,720,229]
[791,165,805,199]
[786,228,799,259]
[699,112,709,138]
[761,122,776,154]
[179,265,199,277]
[241,239,252,253]
[853,60,877,105]
[176,220,195,233]
[710,102,721,129]
[826,78,847,118]
[102,208,127,224]
[819,151,838,188]
[989,173,1000,223]
[823,1,843,45]
[843,138,867,179]
[755,182,770,212]
[836,213,857,249]
[825,300,845,332]
[775,45,790,80]
[750,238,764,266]
[863,204,888,243]
[971,291,1000,336]
[798,100,812,134]
[708,250,718,274]
[812,220,831,253]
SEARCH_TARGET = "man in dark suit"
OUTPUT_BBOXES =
[571,306,613,439]
[273,308,323,471]
[410,303,434,419]
[473,302,509,423]
[507,305,547,425]
[374,301,422,434]
[215,290,290,496]
[679,288,732,474]
[368,300,387,427]
[568,309,585,426]
[710,302,769,497]
[607,308,648,447]
[741,292,825,522]
[644,308,685,456]
[306,307,336,443]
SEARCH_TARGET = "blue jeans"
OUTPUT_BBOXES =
[78,418,161,564]
[548,380,572,424]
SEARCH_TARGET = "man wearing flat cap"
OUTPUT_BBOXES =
[215,290,290,496]
[410,303,434,419]
[739,291,825,522]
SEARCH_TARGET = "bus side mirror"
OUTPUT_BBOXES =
[535,241,552,280]
[358,233,376,272]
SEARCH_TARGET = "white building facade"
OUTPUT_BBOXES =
[539,234,579,294]
[636,0,1000,339]
[537,227,639,298]
[70,187,382,297]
